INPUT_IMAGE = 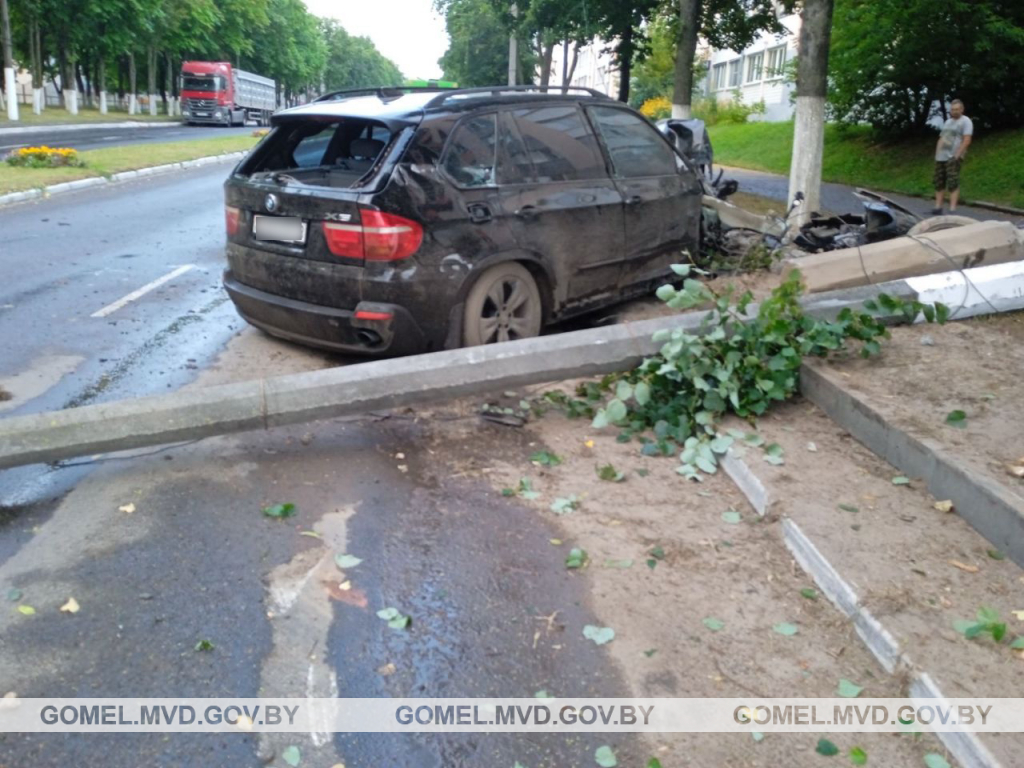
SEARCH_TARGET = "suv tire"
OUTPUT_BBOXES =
[462,262,543,346]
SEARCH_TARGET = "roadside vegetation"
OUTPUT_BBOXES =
[0,135,258,195]
[709,122,1024,209]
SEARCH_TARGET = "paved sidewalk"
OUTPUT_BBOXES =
[720,164,1021,223]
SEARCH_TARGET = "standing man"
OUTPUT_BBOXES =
[932,99,973,214]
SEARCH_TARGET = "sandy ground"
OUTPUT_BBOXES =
[413,387,952,766]
[745,398,1024,766]
[812,312,1024,507]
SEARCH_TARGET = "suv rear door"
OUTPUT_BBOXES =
[494,104,626,309]
[586,105,701,289]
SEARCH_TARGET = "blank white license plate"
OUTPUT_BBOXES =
[253,215,307,244]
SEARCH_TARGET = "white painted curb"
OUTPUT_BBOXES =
[0,151,247,209]
[723,450,1003,768]
[0,120,180,137]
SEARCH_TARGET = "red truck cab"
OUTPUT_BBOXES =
[180,61,276,126]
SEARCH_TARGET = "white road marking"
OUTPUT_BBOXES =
[91,264,195,318]
[0,143,28,151]
[101,136,118,141]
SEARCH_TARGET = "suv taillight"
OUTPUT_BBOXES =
[225,205,240,236]
[323,210,423,262]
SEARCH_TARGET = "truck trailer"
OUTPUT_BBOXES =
[180,61,276,126]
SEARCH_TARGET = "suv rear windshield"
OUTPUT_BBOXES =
[241,119,393,189]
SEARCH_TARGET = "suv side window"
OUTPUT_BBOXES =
[506,106,605,182]
[588,106,678,178]
[443,113,498,188]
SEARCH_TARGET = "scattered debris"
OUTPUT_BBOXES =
[934,500,954,513]
[594,745,618,767]
[582,625,615,645]
[15,605,35,616]
[262,503,295,519]
[59,597,80,614]
[377,607,411,630]
[118,502,136,514]
[702,617,724,632]
[949,560,979,574]
[377,663,396,677]
[837,678,864,698]
[195,639,214,652]
[334,554,362,569]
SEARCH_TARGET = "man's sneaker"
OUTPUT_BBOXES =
[930,207,944,216]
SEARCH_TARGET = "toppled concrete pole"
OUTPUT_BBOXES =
[1,265,1020,471]
[0,311,712,470]
[782,220,1024,293]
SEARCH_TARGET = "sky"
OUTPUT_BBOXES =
[303,0,448,80]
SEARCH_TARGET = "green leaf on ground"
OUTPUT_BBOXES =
[800,588,819,601]
[816,738,840,756]
[752,731,765,743]
[987,549,1006,561]
[281,745,301,767]
[1009,637,1024,649]
[849,746,868,765]
[891,476,911,485]
[597,464,626,482]
[7,588,22,602]
[16,605,35,616]
[534,690,553,699]
[565,548,588,569]
[594,745,617,767]
[583,625,615,645]
[945,410,967,428]
[643,649,658,657]
[838,504,859,513]
[923,755,951,768]
[517,477,541,501]
[773,622,799,636]
[721,509,742,524]
[334,554,363,569]
[550,496,580,515]
[702,617,724,632]
[650,546,666,560]
[530,451,562,467]
[195,639,214,652]
[377,607,411,630]
[501,488,515,497]
[262,502,296,519]
[646,759,663,768]
[953,619,979,636]
[838,678,864,698]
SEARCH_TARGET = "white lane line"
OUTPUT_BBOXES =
[91,264,195,318]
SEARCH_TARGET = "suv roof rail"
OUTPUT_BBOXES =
[313,85,454,103]
[424,85,611,108]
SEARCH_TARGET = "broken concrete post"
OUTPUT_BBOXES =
[781,220,1024,293]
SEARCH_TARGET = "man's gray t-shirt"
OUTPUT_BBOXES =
[936,115,974,162]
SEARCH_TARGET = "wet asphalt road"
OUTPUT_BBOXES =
[0,158,638,766]
[0,124,254,153]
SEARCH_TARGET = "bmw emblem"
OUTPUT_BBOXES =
[265,193,279,213]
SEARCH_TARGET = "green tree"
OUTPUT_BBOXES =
[438,0,519,86]
[829,0,1024,131]
[630,9,678,107]
[672,0,794,118]
[320,19,402,92]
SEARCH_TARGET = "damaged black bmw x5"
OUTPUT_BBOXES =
[223,86,702,356]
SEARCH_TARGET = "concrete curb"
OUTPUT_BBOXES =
[722,451,1002,768]
[0,151,247,209]
[799,363,1024,567]
[0,120,179,137]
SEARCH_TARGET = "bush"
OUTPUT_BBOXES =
[693,91,766,126]
[640,96,672,120]
[4,146,85,168]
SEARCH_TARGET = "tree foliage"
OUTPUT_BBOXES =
[5,0,402,106]
[829,0,1024,131]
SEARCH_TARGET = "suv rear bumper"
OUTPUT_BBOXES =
[223,271,426,356]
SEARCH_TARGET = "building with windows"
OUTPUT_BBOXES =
[703,11,799,121]
[549,41,620,98]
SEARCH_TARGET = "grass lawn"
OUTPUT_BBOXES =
[0,106,178,127]
[0,135,259,195]
[709,122,1024,210]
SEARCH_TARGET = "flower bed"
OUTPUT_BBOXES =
[5,146,86,168]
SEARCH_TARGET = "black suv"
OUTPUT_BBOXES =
[223,86,701,356]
